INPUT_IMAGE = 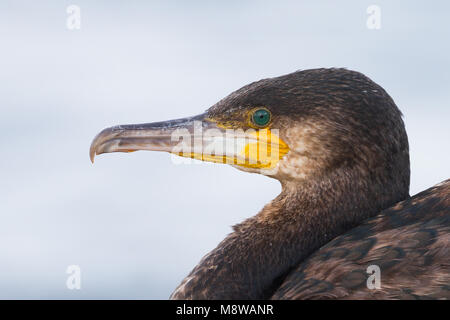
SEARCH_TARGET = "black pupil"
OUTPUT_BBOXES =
[253,109,270,126]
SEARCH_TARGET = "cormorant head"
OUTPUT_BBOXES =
[90,68,410,195]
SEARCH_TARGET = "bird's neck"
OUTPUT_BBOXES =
[171,172,403,299]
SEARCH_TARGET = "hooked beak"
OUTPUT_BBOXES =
[90,113,289,169]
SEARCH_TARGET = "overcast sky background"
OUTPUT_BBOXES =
[0,1,449,299]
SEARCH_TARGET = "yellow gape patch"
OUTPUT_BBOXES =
[240,129,289,168]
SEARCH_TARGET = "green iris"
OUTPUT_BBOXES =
[252,108,271,127]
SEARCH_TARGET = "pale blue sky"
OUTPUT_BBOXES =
[0,1,449,298]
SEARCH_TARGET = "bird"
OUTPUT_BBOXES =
[90,68,450,299]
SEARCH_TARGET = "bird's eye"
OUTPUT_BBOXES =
[251,108,271,127]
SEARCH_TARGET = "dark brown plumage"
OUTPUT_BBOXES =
[90,68,449,300]
[272,180,450,299]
